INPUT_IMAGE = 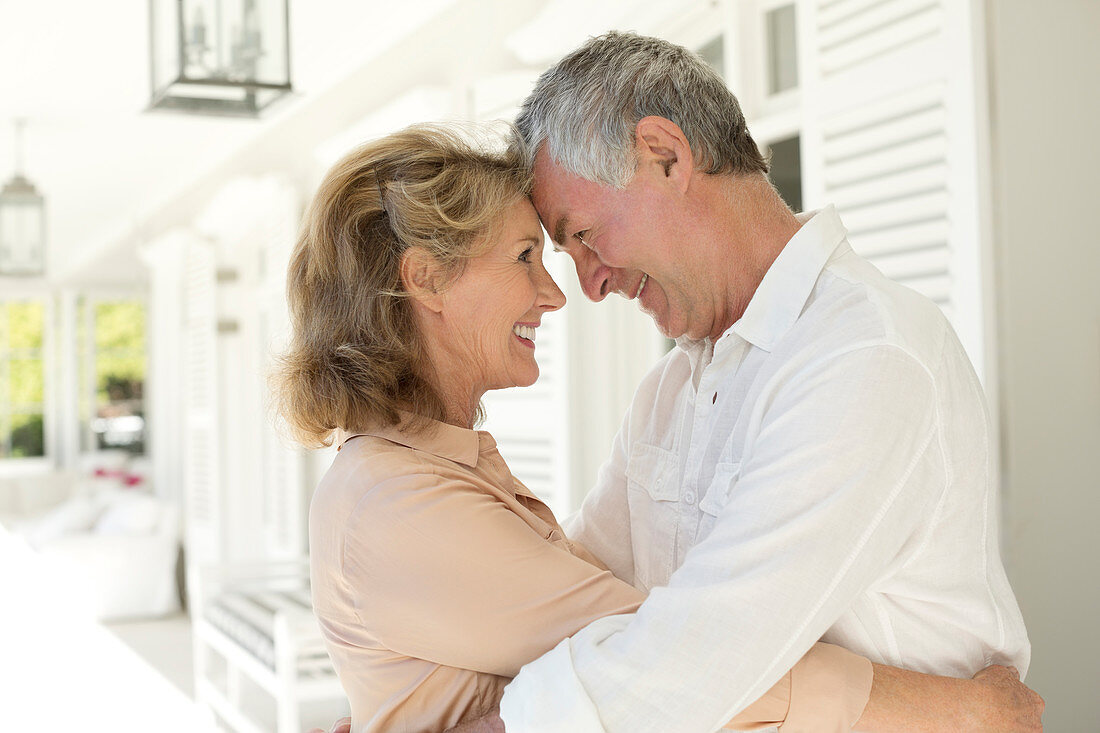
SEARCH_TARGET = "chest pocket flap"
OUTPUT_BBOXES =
[699,461,742,517]
[625,443,680,502]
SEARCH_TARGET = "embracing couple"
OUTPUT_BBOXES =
[281,32,1042,733]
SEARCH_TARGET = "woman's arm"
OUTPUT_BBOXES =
[345,469,854,728]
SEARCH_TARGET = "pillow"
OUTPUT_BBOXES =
[22,495,104,547]
[93,493,162,536]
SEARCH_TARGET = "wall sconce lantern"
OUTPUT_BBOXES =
[0,120,46,277]
[148,0,292,117]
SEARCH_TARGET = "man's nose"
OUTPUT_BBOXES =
[572,248,612,303]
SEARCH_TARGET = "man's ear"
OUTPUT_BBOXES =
[400,246,446,313]
[635,116,694,192]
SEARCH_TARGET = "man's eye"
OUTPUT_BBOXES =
[574,230,591,247]
[518,247,534,263]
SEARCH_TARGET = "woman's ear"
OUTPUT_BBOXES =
[634,116,695,193]
[400,246,445,313]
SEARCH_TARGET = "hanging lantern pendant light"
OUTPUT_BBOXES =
[0,119,46,277]
[149,0,292,117]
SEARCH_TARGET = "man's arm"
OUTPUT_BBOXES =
[853,663,1043,732]
[447,664,1043,733]
[501,346,959,731]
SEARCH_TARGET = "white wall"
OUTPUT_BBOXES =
[987,1,1100,728]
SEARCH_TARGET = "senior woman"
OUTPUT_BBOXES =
[280,125,1040,733]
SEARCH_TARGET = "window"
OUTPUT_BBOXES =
[766,4,799,95]
[768,135,802,212]
[78,298,147,454]
[0,300,46,458]
[697,35,725,79]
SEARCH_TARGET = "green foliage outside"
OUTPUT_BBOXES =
[6,301,44,350]
[94,301,146,403]
[1,299,147,459]
[2,301,45,458]
[9,413,44,457]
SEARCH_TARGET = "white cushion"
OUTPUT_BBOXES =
[93,493,162,536]
[22,495,103,547]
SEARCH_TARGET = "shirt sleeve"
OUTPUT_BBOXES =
[501,345,942,732]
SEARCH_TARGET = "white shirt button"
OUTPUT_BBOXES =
[683,491,696,505]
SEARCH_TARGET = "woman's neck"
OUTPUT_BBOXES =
[431,367,483,429]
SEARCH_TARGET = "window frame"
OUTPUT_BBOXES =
[75,289,149,457]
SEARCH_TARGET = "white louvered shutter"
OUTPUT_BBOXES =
[182,237,220,605]
[143,231,189,507]
[800,0,991,376]
[256,180,306,560]
[195,176,307,565]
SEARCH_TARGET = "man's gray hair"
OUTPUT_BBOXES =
[515,31,768,188]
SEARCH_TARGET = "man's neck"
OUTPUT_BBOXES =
[700,174,803,340]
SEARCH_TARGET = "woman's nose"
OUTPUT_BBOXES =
[538,264,567,312]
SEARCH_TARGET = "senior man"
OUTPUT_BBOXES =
[495,31,1032,732]
[314,31,1038,733]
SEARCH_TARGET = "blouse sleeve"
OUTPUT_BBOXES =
[344,470,644,678]
[725,642,873,731]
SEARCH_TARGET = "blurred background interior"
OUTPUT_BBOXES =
[0,0,1096,730]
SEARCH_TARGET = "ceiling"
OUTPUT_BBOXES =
[0,0,468,285]
[0,0,683,287]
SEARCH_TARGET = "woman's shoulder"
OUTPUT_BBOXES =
[313,435,435,514]
[311,434,494,538]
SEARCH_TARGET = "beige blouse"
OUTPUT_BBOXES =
[309,416,871,733]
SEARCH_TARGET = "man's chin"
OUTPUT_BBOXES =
[644,308,686,341]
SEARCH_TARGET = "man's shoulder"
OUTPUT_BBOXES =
[799,250,952,361]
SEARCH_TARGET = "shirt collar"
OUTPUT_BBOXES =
[674,206,844,358]
[340,411,486,468]
[729,205,846,352]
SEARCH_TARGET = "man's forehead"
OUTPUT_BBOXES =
[530,149,572,245]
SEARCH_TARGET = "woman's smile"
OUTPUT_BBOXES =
[512,322,538,348]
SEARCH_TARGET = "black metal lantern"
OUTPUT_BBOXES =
[148,0,292,117]
[0,121,46,277]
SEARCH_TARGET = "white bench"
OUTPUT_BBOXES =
[192,560,348,733]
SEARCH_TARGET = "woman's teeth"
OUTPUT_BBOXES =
[634,273,649,300]
[513,324,535,341]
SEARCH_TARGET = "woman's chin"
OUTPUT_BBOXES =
[513,365,540,389]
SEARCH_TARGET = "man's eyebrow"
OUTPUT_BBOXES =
[552,216,569,249]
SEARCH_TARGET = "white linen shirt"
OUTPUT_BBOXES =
[499,206,1030,733]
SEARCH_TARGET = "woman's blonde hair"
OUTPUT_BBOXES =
[273,123,531,447]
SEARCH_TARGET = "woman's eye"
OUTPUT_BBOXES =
[518,247,534,263]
